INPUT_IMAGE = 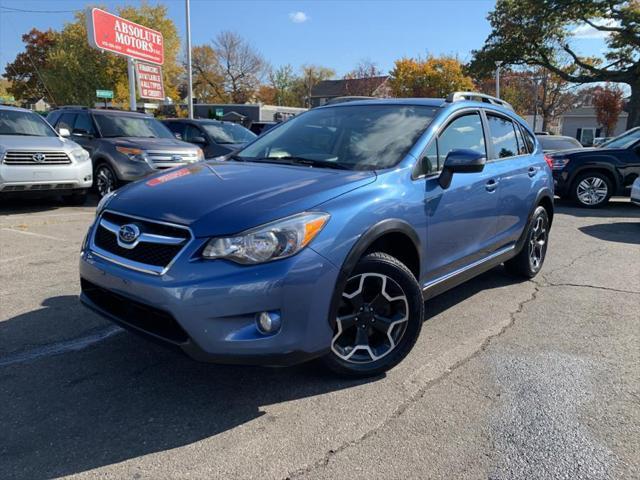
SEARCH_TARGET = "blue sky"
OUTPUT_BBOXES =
[0,0,610,77]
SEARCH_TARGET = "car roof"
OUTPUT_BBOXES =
[0,105,34,113]
[318,98,446,108]
[52,107,151,117]
[163,118,238,125]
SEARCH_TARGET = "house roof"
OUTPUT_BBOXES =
[310,76,389,98]
[563,105,628,118]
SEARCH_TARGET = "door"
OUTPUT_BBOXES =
[423,111,501,281]
[485,113,537,246]
[71,112,98,156]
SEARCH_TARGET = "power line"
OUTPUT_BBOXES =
[0,6,79,14]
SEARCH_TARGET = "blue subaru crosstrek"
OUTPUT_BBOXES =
[80,93,554,377]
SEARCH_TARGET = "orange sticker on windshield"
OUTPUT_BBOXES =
[146,168,191,186]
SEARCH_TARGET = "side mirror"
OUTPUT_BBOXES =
[190,136,207,145]
[438,149,486,189]
[72,128,92,138]
[174,132,183,140]
[58,127,71,137]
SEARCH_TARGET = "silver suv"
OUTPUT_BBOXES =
[0,106,92,204]
[47,108,204,197]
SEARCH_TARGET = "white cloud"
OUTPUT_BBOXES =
[571,19,619,39]
[289,11,309,23]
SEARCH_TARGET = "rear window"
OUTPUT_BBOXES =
[538,136,582,152]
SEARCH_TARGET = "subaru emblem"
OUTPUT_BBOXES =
[118,224,140,244]
[32,153,46,163]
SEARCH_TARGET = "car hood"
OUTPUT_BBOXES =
[103,136,198,152]
[0,135,80,152]
[107,160,376,237]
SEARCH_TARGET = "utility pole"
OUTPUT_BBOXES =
[185,0,194,119]
[495,61,503,99]
[128,58,137,111]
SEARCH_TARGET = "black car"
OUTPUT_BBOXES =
[536,134,583,153]
[549,127,640,207]
[162,118,257,158]
[47,107,203,197]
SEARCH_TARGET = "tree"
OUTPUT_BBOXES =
[213,31,265,103]
[4,29,57,103]
[593,83,625,135]
[343,60,386,96]
[389,56,474,98]
[269,64,297,106]
[293,64,335,107]
[468,0,640,129]
[188,45,228,103]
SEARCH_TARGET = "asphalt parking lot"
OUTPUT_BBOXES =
[0,196,638,480]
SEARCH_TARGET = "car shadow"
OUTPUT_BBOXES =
[0,267,523,479]
[579,222,640,245]
[0,193,99,215]
[554,198,640,218]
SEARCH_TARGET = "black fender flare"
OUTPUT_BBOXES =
[570,163,622,191]
[327,219,421,329]
[515,188,554,253]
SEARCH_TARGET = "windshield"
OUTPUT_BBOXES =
[94,114,174,139]
[0,110,57,137]
[202,122,256,144]
[236,104,437,170]
[538,136,582,151]
[600,127,640,149]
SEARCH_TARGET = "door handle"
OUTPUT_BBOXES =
[528,166,537,177]
[485,179,499,192]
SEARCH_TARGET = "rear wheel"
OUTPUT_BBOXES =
[505,206,549,278]
[95,164,118,198]
[323,252,424,378]
[571,172,612,208]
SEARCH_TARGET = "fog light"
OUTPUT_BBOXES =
[256,311,281,334]
[84,174,92,181]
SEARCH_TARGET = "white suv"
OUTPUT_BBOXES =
[0,106,92,204]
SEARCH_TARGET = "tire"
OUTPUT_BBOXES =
[323,252,424,378]
[571,171,612,208]
[95,163,118,198]
[62,191,88,206]
[504,205,549,278]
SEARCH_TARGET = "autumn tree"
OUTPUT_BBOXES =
[269,64,297,106]
[4,29,57,103]
[213,31,266,103]
[593,83,625,136]
[389,56,474,98]
[188,45,228,103]
[468,0,640,129]
[293,64,335,107]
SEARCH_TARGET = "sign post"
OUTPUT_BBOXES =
[96,89,114,108]
[87,8,164,111]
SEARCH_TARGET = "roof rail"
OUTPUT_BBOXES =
[446,92,514,110]
[55,105,89,110]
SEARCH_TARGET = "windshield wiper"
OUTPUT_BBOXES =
[254,156,350,170]
[1,133,45,136]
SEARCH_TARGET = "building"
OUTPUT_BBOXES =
[560,106,629,145]
[22,97,51,112]
[192,103,306,123]
[309,76,391,107]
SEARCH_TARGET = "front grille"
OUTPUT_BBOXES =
[147,150,199,167]
[2,183,75,192]
[90,211,191,274]
[81,278,189,344]
[3,150,71,165]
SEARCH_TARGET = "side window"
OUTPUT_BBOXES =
[418,140,438,176]
[514,124,528,154]
[523,129,535,152]
[487,115,519,159]
[57,112,76,132]
[184,124,204,143]
[73,113,96,136]
[437,112,486,167]
[165,122,185,139]
[47,111,61,127]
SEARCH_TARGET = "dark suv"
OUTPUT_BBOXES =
[549,127,640,207]
[47,108,204,197]
[162,118,256,158]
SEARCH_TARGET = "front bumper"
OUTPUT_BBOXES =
[79,235,340,366]
[0,161,92,193]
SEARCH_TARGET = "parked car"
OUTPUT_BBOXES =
[162,118,256,158]
[0,105,92,204]
[79,92,554,377]
[631,176,640,206]
[593,136,612,147]
[549,126,640,207]
[47,107,204,197]
[536,134,583,153]
[249,121,278,136]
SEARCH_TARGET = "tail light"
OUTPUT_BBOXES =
[544,154,554,169]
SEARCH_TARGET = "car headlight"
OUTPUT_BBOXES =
[551,156,570,170]
[96,190,116,216]
[116,146,148,162]
[202,212,330,264]
[71,147,90,162]
[196,148,204,161]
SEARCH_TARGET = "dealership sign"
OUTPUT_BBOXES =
[135,62,165,100]
[87,8,164,65]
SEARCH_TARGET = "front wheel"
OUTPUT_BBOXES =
[95,164,118,198]
[323,252,424,378]
[571,172,612,208]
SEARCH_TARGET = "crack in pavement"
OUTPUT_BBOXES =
[284,283,541,480]
[539,281,640,295]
